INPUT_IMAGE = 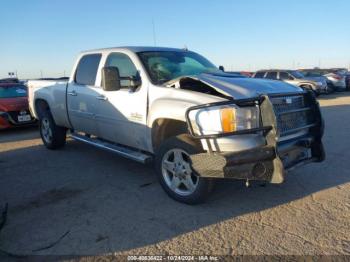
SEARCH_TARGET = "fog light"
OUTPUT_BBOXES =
[252,163,267,178]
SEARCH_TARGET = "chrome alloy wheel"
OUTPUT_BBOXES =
[161,148,199,196]
[41,117,53,144]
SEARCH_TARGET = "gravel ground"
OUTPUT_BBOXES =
[0,93,349,257]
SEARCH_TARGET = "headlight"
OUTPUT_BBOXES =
[188,105,260,136]
[316,81,323,86]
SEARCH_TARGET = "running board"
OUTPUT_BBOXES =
[70,133,153,164]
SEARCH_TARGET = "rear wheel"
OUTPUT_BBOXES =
[155,134,214,204]
[39,110,66,149]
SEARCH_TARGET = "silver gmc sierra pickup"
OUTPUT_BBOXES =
[28,46,325,204]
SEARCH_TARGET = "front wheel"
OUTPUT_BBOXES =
[155,134,214,205]
[39,110,66,149]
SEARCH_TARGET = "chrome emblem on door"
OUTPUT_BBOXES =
[130,112,143,122]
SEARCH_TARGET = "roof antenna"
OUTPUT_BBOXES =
[152,18,157,46]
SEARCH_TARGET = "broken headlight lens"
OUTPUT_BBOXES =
[188,104,260,136]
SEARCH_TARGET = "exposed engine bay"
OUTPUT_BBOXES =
[166,77,230,99]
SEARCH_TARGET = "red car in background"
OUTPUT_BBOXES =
[0,82,36,129]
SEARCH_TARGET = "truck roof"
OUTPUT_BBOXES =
[82,46,189,54]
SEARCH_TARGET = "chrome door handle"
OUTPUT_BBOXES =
[68,90,77,96]
[96,95,108,101]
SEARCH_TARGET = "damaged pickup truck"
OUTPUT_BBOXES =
[28,47,325,204]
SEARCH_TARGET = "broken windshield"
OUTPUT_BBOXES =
[138,51,220,85]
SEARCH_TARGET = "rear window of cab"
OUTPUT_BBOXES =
[0,85,27,98]
[75,54,102,85]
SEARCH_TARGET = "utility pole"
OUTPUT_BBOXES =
[40,70,43,78]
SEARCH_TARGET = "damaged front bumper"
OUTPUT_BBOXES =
[185,91,325,183]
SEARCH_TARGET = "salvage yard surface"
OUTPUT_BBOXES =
[0,93,349,256]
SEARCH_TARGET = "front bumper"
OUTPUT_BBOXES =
[0,111,37,129]
[186,91,325,183]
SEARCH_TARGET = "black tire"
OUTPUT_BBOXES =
[155,134,214,205]
[39,109,66,149]
[326,86,333,94]
[327,83,335,93]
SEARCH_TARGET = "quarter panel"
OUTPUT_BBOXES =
[33,83,71,128]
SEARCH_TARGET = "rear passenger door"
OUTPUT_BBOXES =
[67,53,102,136]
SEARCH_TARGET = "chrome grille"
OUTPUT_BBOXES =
[271,96,305,113]
[270,94,315,137]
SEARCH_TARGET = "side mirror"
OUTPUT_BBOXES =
[219,65,225,71]
[102,66,121,91]
[128,73,142,91]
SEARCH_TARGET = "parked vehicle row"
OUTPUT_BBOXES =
[299,68,347,92]
[224,67,349,95]
[1,66,347,131]
[27,46,325,204]
[252,69,328,96]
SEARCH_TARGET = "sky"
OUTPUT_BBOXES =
[1,0,349,79]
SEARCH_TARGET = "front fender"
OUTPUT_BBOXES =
[148,98,198,128]
[147,94,223,153]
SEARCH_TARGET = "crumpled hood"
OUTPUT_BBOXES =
[192,73,302,99]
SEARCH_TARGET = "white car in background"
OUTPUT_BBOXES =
[300,69,347,91]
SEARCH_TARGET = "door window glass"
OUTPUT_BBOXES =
[105,53,138,87]
[75,54,102,85]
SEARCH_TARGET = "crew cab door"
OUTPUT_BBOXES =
[67,53,102,136]
[94,52,148,150]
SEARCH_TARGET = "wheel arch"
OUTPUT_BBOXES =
[34,98,50,119]
[151,118,190,153]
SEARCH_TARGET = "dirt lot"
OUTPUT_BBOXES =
[0,93,349,256]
